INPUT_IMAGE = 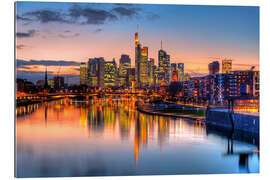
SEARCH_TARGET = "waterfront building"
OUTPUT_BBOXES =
[88,57,105,88]
[253,71,260,96]
[232,70,259,97]
[222,59,232,73]
[208,61,220,75]
[80,62,88,85]
[104,59,117,87]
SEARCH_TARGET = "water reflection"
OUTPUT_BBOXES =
[16,96,259,177]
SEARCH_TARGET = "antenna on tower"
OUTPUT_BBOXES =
[161,40,163,50]
[136,24,139,33]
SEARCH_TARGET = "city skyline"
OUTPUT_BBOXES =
[16,2,259,84]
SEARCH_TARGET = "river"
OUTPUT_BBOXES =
[15,96,259,177]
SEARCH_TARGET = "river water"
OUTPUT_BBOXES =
[15,96,259,177]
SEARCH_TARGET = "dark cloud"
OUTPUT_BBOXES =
[112,6,141,17]
[93,28,102,33]
[58,33,80,38]
[16,29,36,38]
[146,13,160,21]
[64,30,71,33]
[17,4,160,26]
[16,15,32,21]
[16,59,80,68]
[24,9,70,23]
[114,3,134,6]
[16,44,26,50]
[69,5,117,25]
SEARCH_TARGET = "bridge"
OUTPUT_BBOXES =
[16,91,159,107]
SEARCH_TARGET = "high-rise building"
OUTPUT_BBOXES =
[208,61,220,75]
[140,46,149,87]
[135,42,141,87]
[127,68,136,87]
[158,42,170,85]
[119,54,131,77]
[147,58,155,87]
[47,79,54,89]
[119,54,131,87]
[177,63,184,82]
[222,59,232,73]
[171,63,178,82]
[80,62,88,85]
[88,58,105,88]
[44,66,48,89]
[104,59,117,87]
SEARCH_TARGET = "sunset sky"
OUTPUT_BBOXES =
[15,1,259,84]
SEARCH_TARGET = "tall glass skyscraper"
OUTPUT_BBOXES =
[88,58,105,88]
[104,59,117,87]
[80,62,88,85]
[158,47,170,85]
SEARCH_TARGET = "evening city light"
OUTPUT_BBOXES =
[15,1,259,178]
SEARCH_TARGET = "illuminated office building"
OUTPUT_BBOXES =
[104,59,117,87]
[127,68,136,87]
[140,46,149,87]
[80,62,88,85]
[119,54,131,76]
[88,57,105,88]
[119,54,131,87]
[47,79,54,89]
[134,27,148,88]
[177,63,184,82]
[135,42,142,87]
[171,63,178,82]
[147,58,155,87]
[222,59,232,73]
[158,42,170,85]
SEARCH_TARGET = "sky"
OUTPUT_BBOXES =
[15,1,259,84]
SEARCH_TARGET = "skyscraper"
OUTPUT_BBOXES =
[135,29,141,87]
[208,61,220,75]
[171,63,178,82]
[158,41,170,85]
[80,62,88,85]
[177,63,184,82]
[127,68,136,87]
[222,59,232,73]
[119,54,131,87]
[140,46,149,87]
[88,58,105,88]
[44,66,48,89]
[104,59,117,87]
[147,58,155,87]
[119,54,131,76]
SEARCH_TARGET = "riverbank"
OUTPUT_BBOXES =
[136,101,259,134]
[16,96,64,107]
[136,101,205,121]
